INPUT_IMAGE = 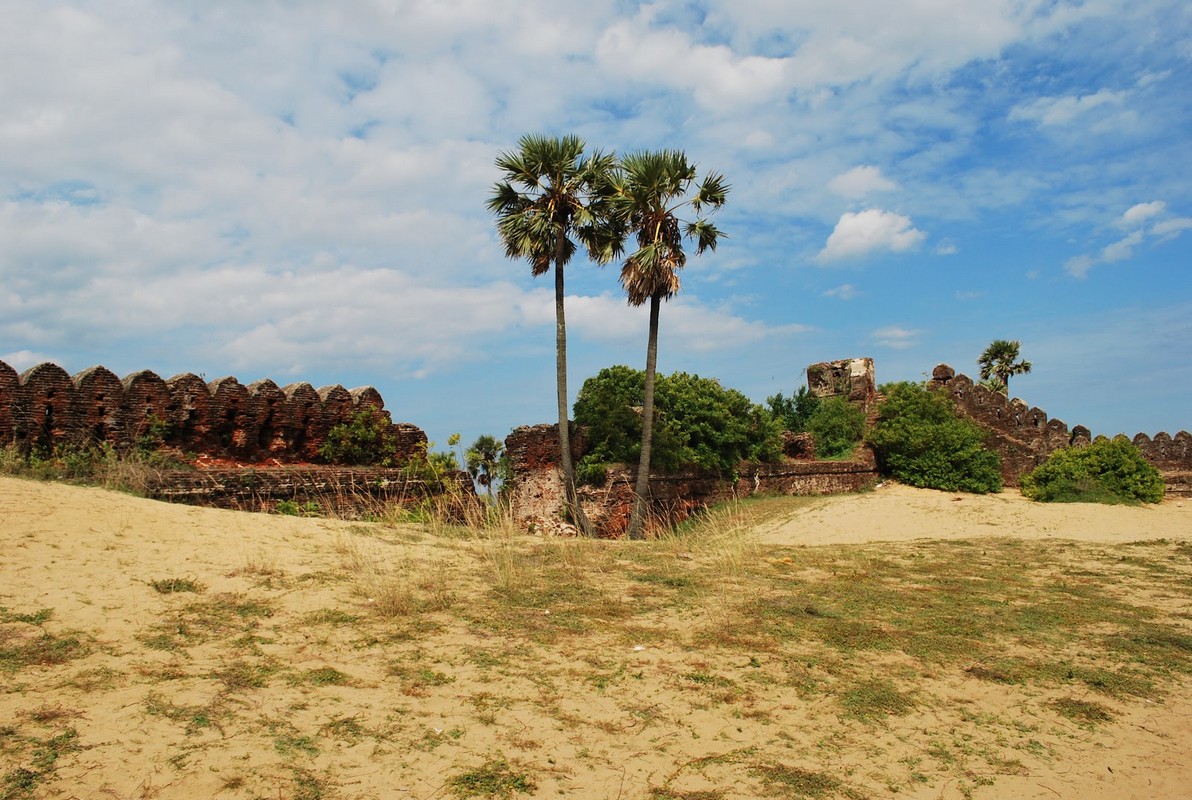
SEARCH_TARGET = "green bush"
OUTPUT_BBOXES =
[766,386,820,433]
[868,382,1002,494]
[805,396,866,458]
[1021,438,1164,504]
[319,408,396,466]
[573,366,783,481]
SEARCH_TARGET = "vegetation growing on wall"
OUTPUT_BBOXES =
[805,397,867,459]
[868,382,1002,494]
[766,386,820,433]
[1021,438,1165,504]
[572,366,782,484]
[319,408,396,466]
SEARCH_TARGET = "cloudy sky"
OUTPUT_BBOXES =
[3,0,1190,452]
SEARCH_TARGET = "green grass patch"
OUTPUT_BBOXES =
[0,608,53,626]
[752,763,842,798]
[299,666,353,687]
[448,758,535,798]
[837,678,916,721]
[1051,697,1115,725]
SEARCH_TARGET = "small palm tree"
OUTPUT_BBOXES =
[488,134,621,534]
[610,150,728,539]
[466,434,505,501]
[978,339,1032,395]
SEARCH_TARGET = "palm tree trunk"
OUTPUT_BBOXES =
[627,292,661,540]
[554,240,594,536]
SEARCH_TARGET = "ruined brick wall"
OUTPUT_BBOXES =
[504,424,878,537]
[140,466,473,517]
[807,357,877,410]
[927,364,1191,496]
[0,359,427,465]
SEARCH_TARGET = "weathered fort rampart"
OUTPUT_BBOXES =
[504,357,1190,536]
[503,422,879,537]
[929,364,1191,496]
[0,359,426,462]
[0,359,460,511]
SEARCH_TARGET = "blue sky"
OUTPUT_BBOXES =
[2,0,1190,455]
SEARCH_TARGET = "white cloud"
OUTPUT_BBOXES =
[1065,254,1096,279]
[827,166,897,198]
[823,284,859,300]
[1008,89,1129,127]
[934,240,959,255]
[871,326,921,350]
[595,19,788,109]
[817,209,926,262]
[1066,201,1191,277]
[1152,217,1192,238]
[1100,231,1143,263]
[1120,201,1166,227]
[564,293,808,352]
[1,351,60,373]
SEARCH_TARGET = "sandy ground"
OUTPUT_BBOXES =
[1,475,1190,800]
[759,481,1192,546]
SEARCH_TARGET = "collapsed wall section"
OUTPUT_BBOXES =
[504,424,878,537]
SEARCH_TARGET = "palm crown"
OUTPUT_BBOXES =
[978,339,1032,395]
[611,150,728,306]
[487,134,621,275]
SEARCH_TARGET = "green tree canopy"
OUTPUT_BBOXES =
[573,366,781,482]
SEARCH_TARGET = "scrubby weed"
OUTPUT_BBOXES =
[448,757,536,798]
[0,609,90,673]
[0,726,80,799]
[334,532,455,618]
[0,440,186,497]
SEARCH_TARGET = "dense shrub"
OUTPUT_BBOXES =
[766,386,820,433]
[573,366,783,481]
[319,408,396,466]
[805,396,867,458]
[868,382,1002,494]
[1020,438,1164,504]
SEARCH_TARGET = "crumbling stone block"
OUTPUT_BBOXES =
[806,357,876,408]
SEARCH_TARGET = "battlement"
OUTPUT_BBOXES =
[928,364,1191,495]
[0,359,427,465]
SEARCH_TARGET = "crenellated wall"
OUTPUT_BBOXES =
[0,359,427,465]
[927,364,1191,496]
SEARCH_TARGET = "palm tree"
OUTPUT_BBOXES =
[611,150,729,539]
[466,434,505,501]
[978,339,1032,395]
[487,134,621,535]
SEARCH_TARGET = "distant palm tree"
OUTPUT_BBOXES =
[466,434,505,500]
[610,150,728,539]
[978,339,1032,395]
[487,134,621,535]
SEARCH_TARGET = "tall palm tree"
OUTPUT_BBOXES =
[978,339,1032,396]
[611,150,728,539]
[487,134,621,535]
[466,434,505,501]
